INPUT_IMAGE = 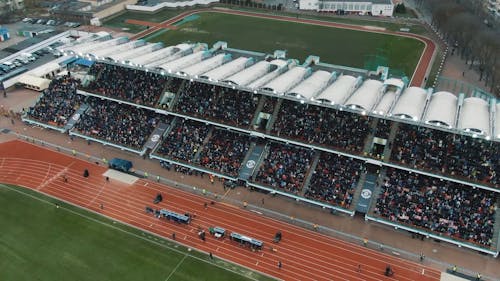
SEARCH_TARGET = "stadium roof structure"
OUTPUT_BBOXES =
[345,79,384,112]
[66,37,129,57]
[496,104,500,139]
[247,59,288,90]
[261,66,310,94]
[91,40,146,60]
[313,75,358,105]
[158,50,209,73]
[424,91,458,128]
[132,43,192,67]
[223,60,272,86]
[107,42,163,63]
[180,53,229,77]
[373,89,397,116]
[390,86,428,121]
[458,97,490,135]
[200,57,251,81]
[286,70,332,100]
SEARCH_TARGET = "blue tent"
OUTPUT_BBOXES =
[108,158,133,172]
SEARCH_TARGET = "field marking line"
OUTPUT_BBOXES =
[37,162,74,191]
[0,162,430,280]
[222,188,231,199]
[164,254,188,281]
[0,184,272,281]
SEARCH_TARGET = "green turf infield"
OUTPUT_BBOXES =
[144,12,424,77]
[0,184,275,281]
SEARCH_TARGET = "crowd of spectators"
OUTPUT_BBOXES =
[73,97,162,150]
[305,153,364,209]
[261,96,277,114]
[196,129,251,177]
[165,76,185,94]
[255,142,315,194]
[373,118,392,139]
[27,76,85,127]
[174,81,259,127]
[374,168,497,247]
[156,119,210,162]
[83,63,167,107]
[272,101,371,153]
[391,124,499,186]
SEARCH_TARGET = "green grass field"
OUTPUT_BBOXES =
[144,12,424,76]
[0,184,275,281]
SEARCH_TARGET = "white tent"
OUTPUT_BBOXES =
[286,70,331,100]
[180,54,228,77]
[200,57,250,81]
[17,74,51,91]
[261,66,309,94]
[314,75,357,105]
[424,91,457,128]
[458,97,490,135]
[391,86,427,121]
[344,79,383,111]
[223,61,270,86]
[373,89,397,116]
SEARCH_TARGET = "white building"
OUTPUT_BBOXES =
[299,0,394,17]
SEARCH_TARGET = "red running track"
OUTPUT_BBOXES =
[0,140,441,281]
[129,8,436,87]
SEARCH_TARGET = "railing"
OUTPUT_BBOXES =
[365,215,499,257]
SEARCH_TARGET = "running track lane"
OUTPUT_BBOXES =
[0,140,441,281]
[128,8,436,87]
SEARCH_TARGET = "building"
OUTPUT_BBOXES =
[299,0,395,17]
[50,0,136,24]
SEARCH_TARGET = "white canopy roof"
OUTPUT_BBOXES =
[424,91,457,128]
[495,104,500,139]
[345,79,383,111]
[314,75,357,105]
[91,40,144,59]
[180,53,227,77]
[391,86,427,121]
[70,37,128,57]
[18,74,51,91]
[132,43,191,67]
[261,66,309,94]
[246,60,287,90]
[200,57,249,81]
[384,78,405,89]
[223,60,270,86]
[373,88,397,116]
[286,70,331,100]
[107,42,162,62]
[158,50,206,73]
[458,97,490,135]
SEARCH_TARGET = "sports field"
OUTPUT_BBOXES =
[140,12,424,77]
[0,184,275,281]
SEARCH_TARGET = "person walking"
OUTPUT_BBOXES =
[100,203,104,210]
[278,261,282,269]
[209,252,213,260]
[172,232,176,240]
[357,264,361,272]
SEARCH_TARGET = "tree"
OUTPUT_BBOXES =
[395,3,406,14]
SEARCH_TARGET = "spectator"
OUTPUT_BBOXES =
[305,153,364,208]
[255,142,314,194]
[174,81,259,128]
[27,76,84,127]
[374,168,497,246]
[83,63,167,107]
[272,100,371,153]
[73,96,162,150]
[156,119,210,162]
[391,123,498,186]
[196,128,251,177]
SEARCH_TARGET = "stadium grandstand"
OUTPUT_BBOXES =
[21,37,500,257]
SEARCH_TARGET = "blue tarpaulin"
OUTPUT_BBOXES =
[59,56,78,66]
[74,58,95,67]
[108,158,133,172]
